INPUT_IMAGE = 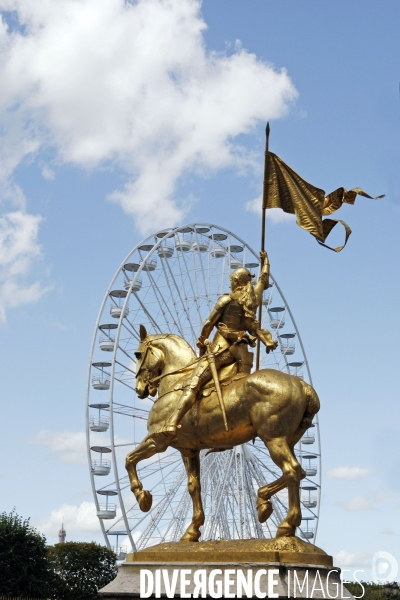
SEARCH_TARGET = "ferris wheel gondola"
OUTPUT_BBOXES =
[85,223,321,553]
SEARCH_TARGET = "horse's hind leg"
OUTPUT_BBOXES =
[263,436,305,537]
[256,401,317,524]
[125,434,169,512]
[256,474,286,523]
[256,436,308,525]
[180,451,204,543]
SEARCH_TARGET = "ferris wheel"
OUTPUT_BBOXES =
[85,223,321,557]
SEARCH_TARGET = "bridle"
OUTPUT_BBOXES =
[135,336,166,388]
[135,335,203,389]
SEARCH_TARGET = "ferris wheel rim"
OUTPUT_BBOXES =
[86,222,322,551]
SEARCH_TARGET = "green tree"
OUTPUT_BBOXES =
[0,508,55,597]
[48,541,117,600]
[346,581,386,600]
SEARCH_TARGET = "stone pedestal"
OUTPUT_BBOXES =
[99,537,353,599]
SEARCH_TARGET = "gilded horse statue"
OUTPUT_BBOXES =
[125,325,320,542]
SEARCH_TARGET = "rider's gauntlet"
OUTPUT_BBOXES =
[196,335,206,349]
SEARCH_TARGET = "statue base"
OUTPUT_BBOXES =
[99,537,353,599]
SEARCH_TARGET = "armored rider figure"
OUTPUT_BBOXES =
[157,250,278,437]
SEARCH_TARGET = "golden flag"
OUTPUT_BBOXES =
[263,152,384,252]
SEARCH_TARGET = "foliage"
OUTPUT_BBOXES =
[345,581,386,600]
[48,541,117,600]
[0,509,55,598]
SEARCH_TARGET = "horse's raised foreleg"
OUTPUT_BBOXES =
[180,451,204,542]
[264,437,305,537]
[125,434,170,512]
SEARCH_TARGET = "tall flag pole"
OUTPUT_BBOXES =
[255,122,270,372]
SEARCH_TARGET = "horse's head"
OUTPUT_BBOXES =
[134,325,164,399]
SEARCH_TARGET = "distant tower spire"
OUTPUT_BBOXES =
[58,520,66,543]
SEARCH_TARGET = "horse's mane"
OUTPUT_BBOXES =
[149,333,196,358]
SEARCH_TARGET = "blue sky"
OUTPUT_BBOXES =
[0,0,399,578]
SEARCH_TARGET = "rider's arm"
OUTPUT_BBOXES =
[196,295,231,354]
[253,250,270,305]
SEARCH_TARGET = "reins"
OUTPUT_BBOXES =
[148,355,202,384]
[136,336,224,386]
[136,335,202,386]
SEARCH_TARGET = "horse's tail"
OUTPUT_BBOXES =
[299,380,320,429]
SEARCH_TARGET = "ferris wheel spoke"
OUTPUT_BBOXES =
[131,290,163,334]
[203,451,234,539]
[137,456,183,484]
[217,498,232,540]
[115,342,136,363]
[113,441,148,448]
[191,234,212,312]
[173,240,203,331]
[111,376,136,392]
[114,359,136,376]
[121,319,140,342]
[156,452,177,498]
[161,253,197,340]
[163,487,192,541]
[270,493,288,524]
[119,315,140,342]
[148,264,186,336]
[152,264,185,329]
[251,451,282,481]
[226,478,242,539]
[135,470,187,549]
[111,403,148,419]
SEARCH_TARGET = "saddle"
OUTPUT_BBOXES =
[171,343,254,398]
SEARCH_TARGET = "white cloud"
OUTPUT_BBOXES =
[327,466,371,480]
[380,528,395,535]
[337,496,373,511]
[32,429,88,464]
[372,489,395,503]
[246,196,296,224]
[31,429,132,464]
[0,210,48,321]
[34,501,122,544]
[334,550,372,568]
[50,320,68,331]
[41,164,55,180]
[0,0,297,235]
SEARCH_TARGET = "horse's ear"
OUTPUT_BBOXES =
[139,324,147,341]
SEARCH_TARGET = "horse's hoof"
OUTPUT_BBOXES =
[257,499,273,523]
[180,531,201,542]
[276,524,296,538]
[138,490,153,512]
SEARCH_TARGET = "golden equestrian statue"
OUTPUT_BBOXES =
[125,249,320,542]
[122,120,384,552]
[124,124,349,544]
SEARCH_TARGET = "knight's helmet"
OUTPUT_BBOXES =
[230,267,253,285]
[58,522,66,544]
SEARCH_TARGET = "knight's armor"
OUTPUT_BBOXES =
[221,298,244,329]
[156,252,277,437]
